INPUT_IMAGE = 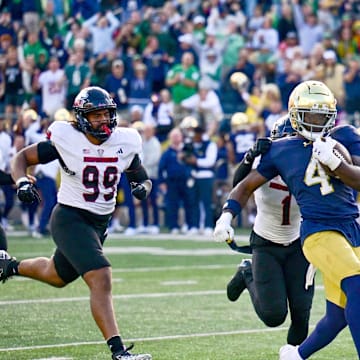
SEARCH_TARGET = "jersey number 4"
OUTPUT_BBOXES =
[304,157,334,195]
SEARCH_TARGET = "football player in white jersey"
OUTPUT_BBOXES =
[1,87,152,360]
[216,116,315,346]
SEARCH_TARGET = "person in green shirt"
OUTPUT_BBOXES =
[165,51,200,125]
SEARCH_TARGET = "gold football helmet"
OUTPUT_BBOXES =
[288,80,337,141]
[179,116,200,130]
[230,112,249,131]
[53,108,71,122]
[230,72,249,92]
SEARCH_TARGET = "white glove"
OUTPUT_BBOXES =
[213,212,234,243]
[312,137,341,171]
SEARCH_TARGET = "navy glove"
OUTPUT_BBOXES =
[131,180,152,200]
[16,177,41,204]
[245,138,272,163]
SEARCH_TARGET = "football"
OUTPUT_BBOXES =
[321,139,353,177]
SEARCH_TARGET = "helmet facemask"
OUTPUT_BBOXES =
[289,107,336,141]
[288,81,337,141]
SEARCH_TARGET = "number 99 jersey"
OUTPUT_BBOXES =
[47,121,142,215]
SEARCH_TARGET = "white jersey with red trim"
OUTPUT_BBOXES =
[47,121,142,215]
[253,158,301,244]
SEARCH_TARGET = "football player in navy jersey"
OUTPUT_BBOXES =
[1,87,152,360]
[226,116,315,347]
[214,80,360,359]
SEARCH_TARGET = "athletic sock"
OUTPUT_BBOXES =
[299,301,346,358]
[107,335,125,354]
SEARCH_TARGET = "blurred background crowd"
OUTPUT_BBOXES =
[0,0,360,238]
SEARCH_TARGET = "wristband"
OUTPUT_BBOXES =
[222,199,242,217]
[16,176,30,187]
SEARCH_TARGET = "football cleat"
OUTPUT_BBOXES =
[279,344,302,360]
[227,259,252,302]
[112,344,152,360]
[0,250,17,283]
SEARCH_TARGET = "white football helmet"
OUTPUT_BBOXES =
[288,80,337,141]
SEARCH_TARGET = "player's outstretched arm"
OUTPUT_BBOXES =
[214,170,268,243]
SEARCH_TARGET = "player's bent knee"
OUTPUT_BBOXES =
[260,309,287,327]
[83,266,112,292]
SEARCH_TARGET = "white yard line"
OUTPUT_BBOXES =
[0,326,302,353]
[0,287,324,306]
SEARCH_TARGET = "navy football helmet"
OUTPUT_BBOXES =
[271,115,295,139]
[73,86,117,141]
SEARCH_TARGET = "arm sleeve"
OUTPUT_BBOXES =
[37,141,60,164]
[125,154,149,183]
[232,158,253,187]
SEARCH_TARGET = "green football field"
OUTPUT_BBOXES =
[0,231,356,360]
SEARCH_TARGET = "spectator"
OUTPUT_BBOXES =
[129,104,144,124]
[142,89,174,144]
[276,3,297,43]
[35,56,66,117]
[165,51,200,125]
[142,35,169,92]
[104,59,130,121]
[41,0,59,39]
[199,48,222,91]
[22,0,42,34]
[3,45,25,127]
[173,33,198,66]
[63,49,91,110]
[158,127,196,234]
[179,117,217,236]
[291,0,324,57]
[336,26,358,61]
[315,49,345,108]
[251,14,279,54]
[127,62,152,109]
[48,34,69,68]
[83,10,120,57]
[135,122,162,234]
[343,55,360,126]
[23,31,48,67]
[181,78,223,137]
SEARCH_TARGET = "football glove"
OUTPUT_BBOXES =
[312,137,341,171]
[131,179,152,200]
[244,138,272,164]
[16,177,41,204]
[213,212,234,243]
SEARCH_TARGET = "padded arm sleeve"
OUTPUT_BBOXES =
[125,154,149,183]
[37,141,60,163]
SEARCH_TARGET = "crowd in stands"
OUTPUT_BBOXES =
[1,0,360,237]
